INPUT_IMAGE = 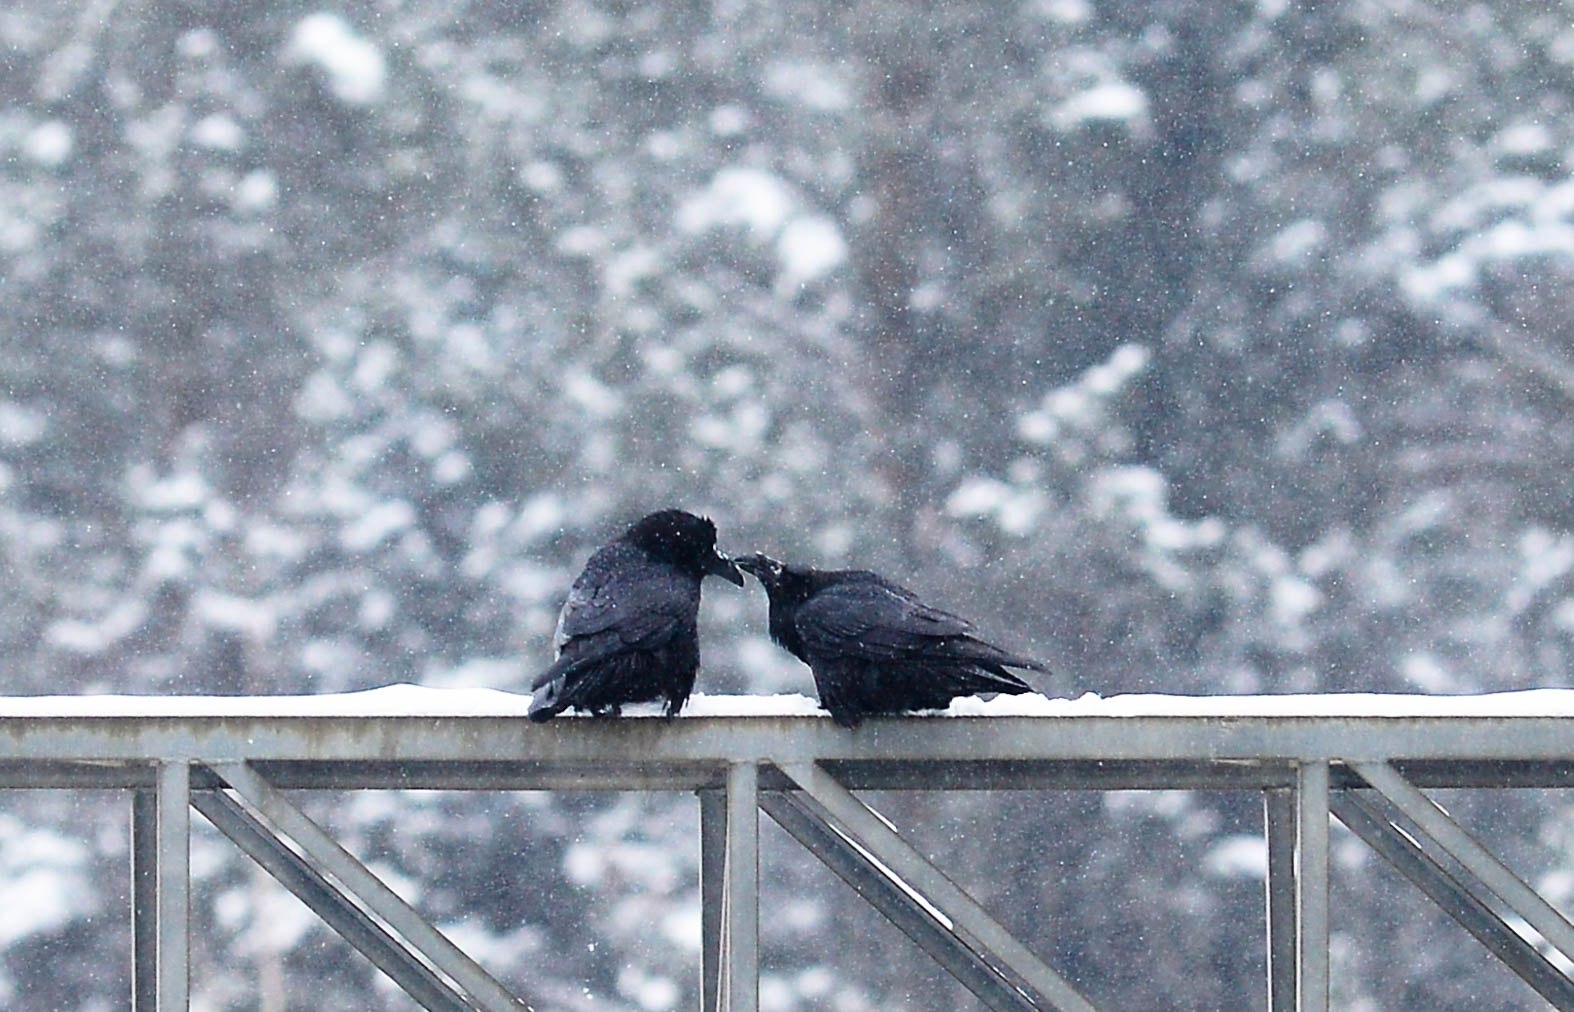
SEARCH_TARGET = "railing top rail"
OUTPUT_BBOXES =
[0,687,1572,788]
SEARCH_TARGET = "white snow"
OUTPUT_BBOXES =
[1051,81,1148,129]
[45,600,149,655]
[679,167,793,236]
[617,965,679,1011]
[231,881,318,953]
[681,692,823,717]
[1402,183,1574,304]
[1267,219,1327,264]
[776,216,847,285]
[134,470,209,511]
[194,591,278,640]
[0,817,90,947]
[284,13,387,105]
[1205,835,1268,880]
[22,120,72,166]
[943,689,1574,718]
[0,403,47,446]
[944,476,1044,535]
[1270,573,1323,627]
[709,105,750,136]
[519,160,563,192]
[1034,0,1092,25]
[1401,652,1460,694]
[678,167,847,286]
[234,169,278,212]
[190,113,244,151]
[1495,122,1554,156]
[761,62,852,112]
[1086,343,1150,393]
[1519,528,1574,599]
[339,499,416,551]
[563,371,622,419]
[0,684,1573,719]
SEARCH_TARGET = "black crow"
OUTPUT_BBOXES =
[528,510,744,721]
[735,553,1046,728]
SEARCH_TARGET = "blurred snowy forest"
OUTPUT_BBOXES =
[4,0,1574,1007]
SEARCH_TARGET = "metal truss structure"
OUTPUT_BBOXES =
[3,700,1574,1010]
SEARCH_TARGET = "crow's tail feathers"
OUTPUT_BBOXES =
[952,636,1052,683]
[965,663,1034,696]
[1002,652,1051,675]
[529,652,578,691]
[527,678,569,722]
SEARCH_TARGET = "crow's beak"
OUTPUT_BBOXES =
[711,551,746,586]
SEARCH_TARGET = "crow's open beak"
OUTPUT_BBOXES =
[711,551,746,586]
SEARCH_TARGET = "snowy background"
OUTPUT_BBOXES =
[4,0,1574,1008]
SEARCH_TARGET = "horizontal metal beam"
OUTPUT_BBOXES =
[7,713,1574,766]
[9,756,1574,794]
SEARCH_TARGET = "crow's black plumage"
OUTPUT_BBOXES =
[528,510,744,722]
[736,553,1046,728]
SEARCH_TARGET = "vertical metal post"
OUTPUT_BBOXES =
[1296,762,1330,1012]
[131,789,158,1012]
[156,762,190,1011]
[1264,788,1298,1012]
[699,788,726,1012]
[722,763,758,1012]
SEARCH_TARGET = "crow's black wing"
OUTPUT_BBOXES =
[551,543,639,643]
[793,577,975,661]
[531,545,697,690]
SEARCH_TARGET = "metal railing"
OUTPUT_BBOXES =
[4,698,1574,1010]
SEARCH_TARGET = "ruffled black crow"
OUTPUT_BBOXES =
[528,510,743,721]
[736,553,1045,728]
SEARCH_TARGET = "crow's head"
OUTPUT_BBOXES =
[626,510,745,585]
[734,552,783,584]
[737,553,824,618]
[734,552,812,597]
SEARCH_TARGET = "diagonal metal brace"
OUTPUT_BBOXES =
[761,790,1041,1010]
[1352,760,1574,963]
[1331,789,1574,1009]
[208,761,528,1012]
[776,762,1097,1012]
[193,789,472,1012]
